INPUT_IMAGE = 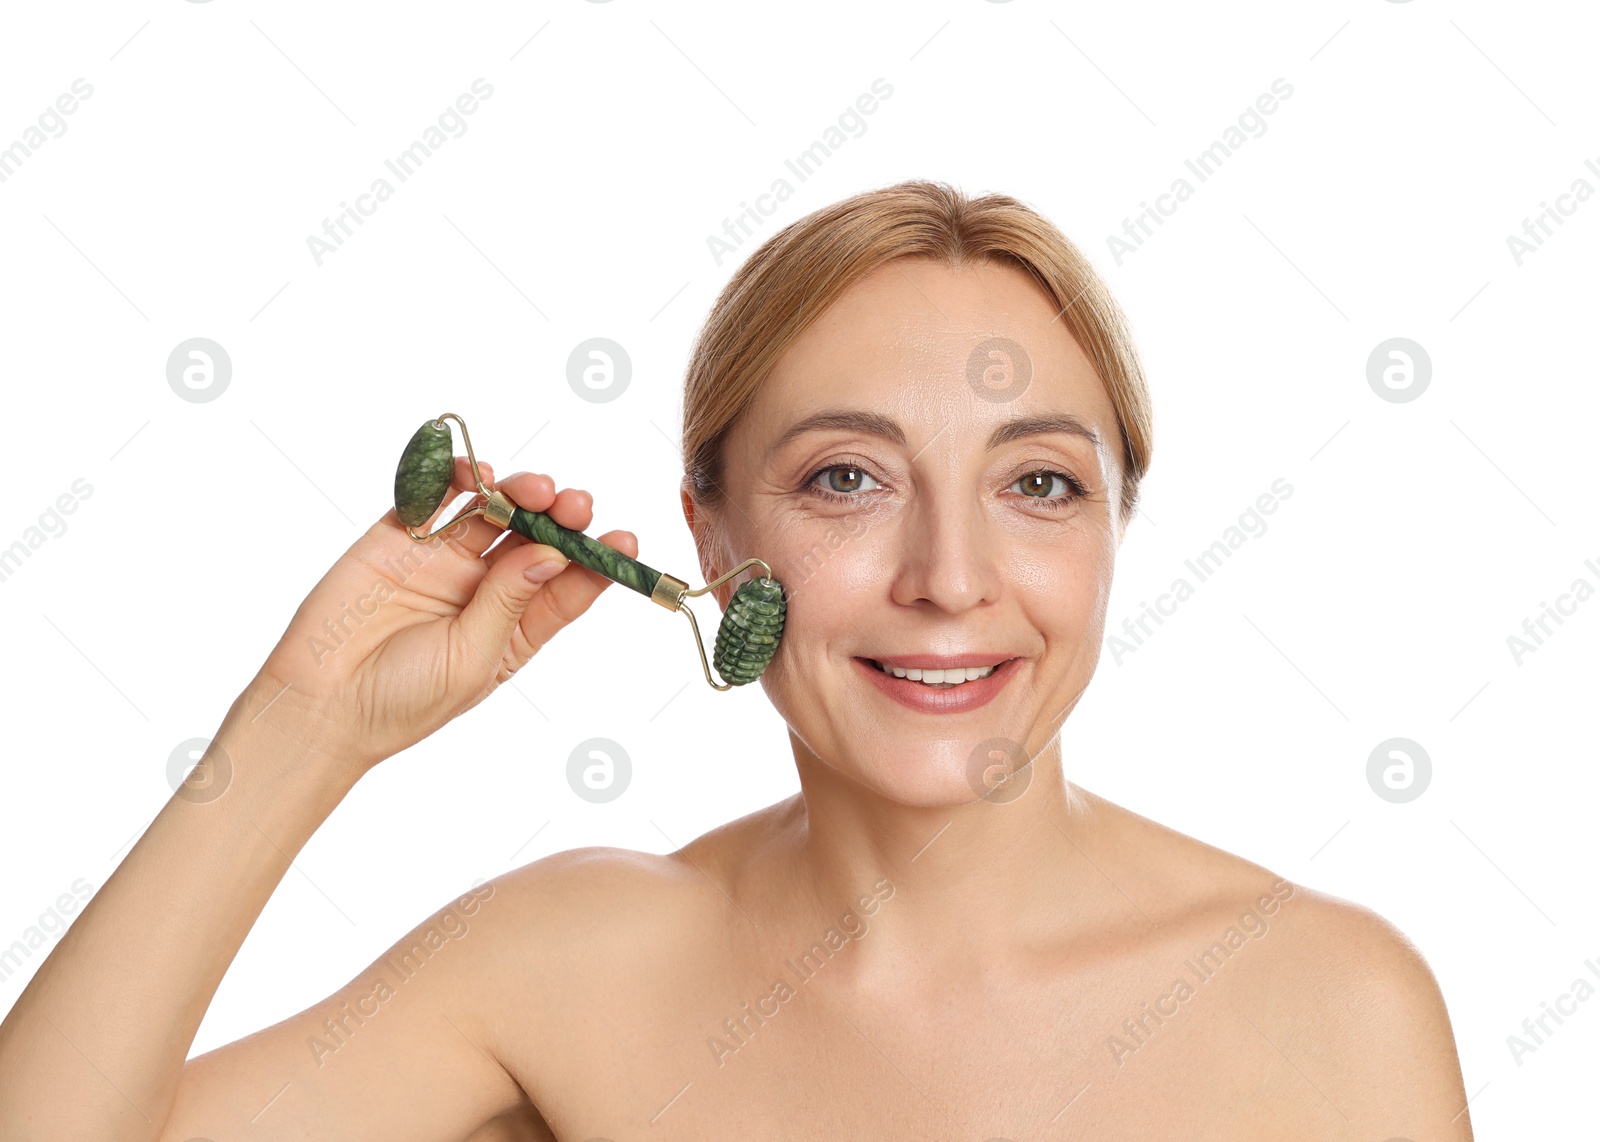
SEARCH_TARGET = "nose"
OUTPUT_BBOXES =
[888,485,1002,614]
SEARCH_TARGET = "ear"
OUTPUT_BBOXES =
[680,480,735,608]
[1113,477,1135,551]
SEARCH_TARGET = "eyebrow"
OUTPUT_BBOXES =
[769,408,1104,457]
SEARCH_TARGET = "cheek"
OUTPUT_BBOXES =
[771,513,887,603]
[1009,534,1117,628]
[753,519,886,691]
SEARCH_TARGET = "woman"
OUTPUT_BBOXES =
[0,180,1472,1139]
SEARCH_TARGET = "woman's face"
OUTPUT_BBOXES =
[687,256,1126,807]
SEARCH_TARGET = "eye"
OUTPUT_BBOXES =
[807,464,881,502]
[1010,469,1088,511]
[803,463,1089,511]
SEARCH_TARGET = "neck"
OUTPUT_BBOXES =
[778,730,1117,979]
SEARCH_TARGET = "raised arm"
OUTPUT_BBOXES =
[0,460,636,1142]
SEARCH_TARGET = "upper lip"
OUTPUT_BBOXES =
[859,653,1020,670]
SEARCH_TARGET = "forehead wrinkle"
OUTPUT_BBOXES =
[768,407,1105,468]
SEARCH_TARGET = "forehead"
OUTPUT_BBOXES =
[743,257,1117,449]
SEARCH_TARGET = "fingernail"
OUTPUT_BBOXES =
[525,558,566,583]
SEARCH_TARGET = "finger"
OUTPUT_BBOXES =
[479,474,585,572]
[496,470,559,515]
[544,487,595,533]
[424,458,510,557]
[429,461,567,561]
[473,472,586,536]
[476,473,541,569]
[480,527,529,573]
[482,481,593,568]
[454,531,572,673]
[481,485,620,574]
[516,528,640,652]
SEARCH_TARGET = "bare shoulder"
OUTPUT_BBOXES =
[461,810,787,1125]
[491,842,699,915]
[483,795,794,932]
[1243,882,1473,1135]
[1082,790,1473,1135]
[474,842,719,982]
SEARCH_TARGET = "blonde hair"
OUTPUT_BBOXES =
[681,178,1153,525]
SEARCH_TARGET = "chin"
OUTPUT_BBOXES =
[834,747,1004,810]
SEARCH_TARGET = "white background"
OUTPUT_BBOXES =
[1,1,1595,1136]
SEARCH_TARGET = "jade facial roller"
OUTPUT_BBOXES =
[392,412,786,690]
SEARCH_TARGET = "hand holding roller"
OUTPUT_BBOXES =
[393,412,785,690]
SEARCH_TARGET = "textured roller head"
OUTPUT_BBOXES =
[713,577,786,686]
[394,420,456,528]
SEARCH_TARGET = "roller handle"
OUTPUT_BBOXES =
[507,506,666,601]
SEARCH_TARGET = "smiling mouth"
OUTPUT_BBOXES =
[860,658,1018,688]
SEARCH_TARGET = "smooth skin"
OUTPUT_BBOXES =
[0,258,1473,1141]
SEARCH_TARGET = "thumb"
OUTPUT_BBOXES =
[456,542,570,667]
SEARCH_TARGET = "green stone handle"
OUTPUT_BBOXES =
[507,506,666,601]
[512,507,785,686]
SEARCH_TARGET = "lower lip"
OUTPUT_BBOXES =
[852,656,1022,714]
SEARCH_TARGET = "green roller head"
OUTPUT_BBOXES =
[394,420,455,527]
[713,577,786,686]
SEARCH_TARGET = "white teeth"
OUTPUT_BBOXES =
[879,662,999,686]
